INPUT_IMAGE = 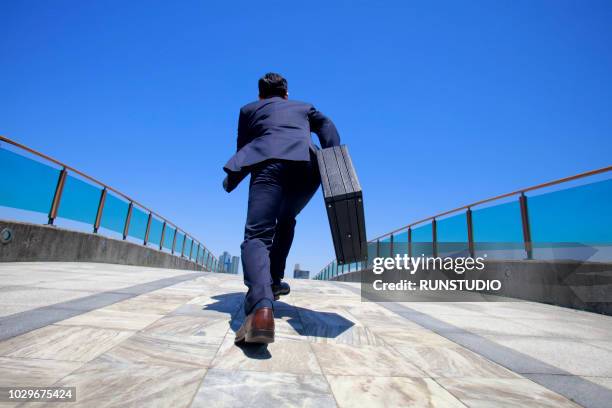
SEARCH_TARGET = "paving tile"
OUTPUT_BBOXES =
[97,332,220,368]
[327,376,465,408]
[311,343,426,377]
[0,286,96,309]
[0,356,83,387]
[31,279,137,292]
[0,325,133,362]
[428,314,550,336]
[370,328,460,348]
[401,302,492,317]
[38,359,206,408]
[55,308,163,331]
[296,307,361,338]
[303,326,388,346]
[103,292,190,315]
[524,373,612,408]
[589,340,612,352]
[394,345,519,379]
[142,315,230,341]
[211,335,322,375]
[357,313,425,330]
[581,376,612,390]
[191,369,336,408]
[511,317,612,340]
[0,304,42,318]
[437,378,581,408]
[483,335,612,377]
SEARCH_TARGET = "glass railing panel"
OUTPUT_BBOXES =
[0,148,60,214]
[378,236,391,258]
[530,178,612,243]
[193,243,199,261]
[57,175,101,226]
[437,212,467,242]
[437,212,469,256]
[393,230,409,256]
[529,178,612,261]
[472,200,522,242]
[175,232,185,255]
[100,193,128,234]
[128,207,148,241]
[412,222,433,256]
[472,199,523,258]
[367,241,377,266]
[184,237,193,259]
[163,226,175,250]
[148,217,163,246]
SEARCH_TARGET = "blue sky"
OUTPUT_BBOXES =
[1,1,611,275]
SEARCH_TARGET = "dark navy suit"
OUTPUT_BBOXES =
[223,97,340,314]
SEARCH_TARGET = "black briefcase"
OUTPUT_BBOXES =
[316,145,367,265]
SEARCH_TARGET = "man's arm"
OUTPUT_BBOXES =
[308,105,340,148]
[236,108,250,151]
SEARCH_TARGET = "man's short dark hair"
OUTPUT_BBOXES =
[258,73,288,98]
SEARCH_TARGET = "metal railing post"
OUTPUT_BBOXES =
[519,192,533,259]
[144,212,152,246]
[159,222,166,251]
[181,235,187,258]
[466,207,475,257]
[171,228,177,254]
[48,168,67,225]
[408,227,412,258]
[196,244,201,265]
[189,239,194,260]
[93,188,107,233]
[432,218,438,258]
[376,239,380,257]
[122,202,133,240]
[389,234,394,257]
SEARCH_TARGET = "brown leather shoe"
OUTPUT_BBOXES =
[234,307,275,344]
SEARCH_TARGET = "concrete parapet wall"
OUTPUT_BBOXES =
[0,220,206,271]
[331,259,612,315]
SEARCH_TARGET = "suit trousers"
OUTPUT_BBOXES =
[241,155,320,314]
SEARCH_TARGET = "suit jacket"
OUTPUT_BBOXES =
[223,97,341,192]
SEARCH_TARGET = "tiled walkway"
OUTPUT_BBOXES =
[0,263,611,407]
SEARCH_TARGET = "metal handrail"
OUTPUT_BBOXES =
[315,164,612,279]
[0,134,217,268]
[370,165,612,242]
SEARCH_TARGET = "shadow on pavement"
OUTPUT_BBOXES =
[200,292,355,357]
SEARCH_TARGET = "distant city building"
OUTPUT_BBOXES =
[219,251,240,274]
[293,263,310,279]
[219,251,231,273]
[230,256,240,275]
